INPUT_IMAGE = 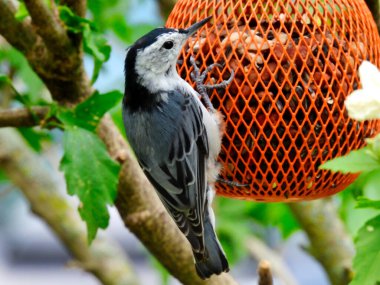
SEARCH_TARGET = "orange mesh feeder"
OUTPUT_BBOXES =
[167,0,380,201]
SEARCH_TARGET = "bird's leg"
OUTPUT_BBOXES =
[216,177,250,188]
[189,56,234,113]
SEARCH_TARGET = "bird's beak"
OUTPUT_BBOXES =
[182,16,212,37]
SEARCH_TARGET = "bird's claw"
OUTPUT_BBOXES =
[189,56,234,113]
[216,177,250,188]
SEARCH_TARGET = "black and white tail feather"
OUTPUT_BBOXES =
[122,16,230,279]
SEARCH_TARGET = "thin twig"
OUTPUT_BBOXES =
[246,236,298,285]
[258,260,273,285]
[0,106,51,128]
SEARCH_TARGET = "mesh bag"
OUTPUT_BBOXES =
[166,0,380,201]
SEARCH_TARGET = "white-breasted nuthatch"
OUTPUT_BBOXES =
[122,17,231,279]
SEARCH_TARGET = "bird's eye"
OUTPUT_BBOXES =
[162,41,174,49]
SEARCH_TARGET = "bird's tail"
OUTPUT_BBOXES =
[194,215,229,279]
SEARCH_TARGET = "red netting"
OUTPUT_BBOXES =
[166,0,380,201]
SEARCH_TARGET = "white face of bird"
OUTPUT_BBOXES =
[134,31,187,77]
[127,17,212,94]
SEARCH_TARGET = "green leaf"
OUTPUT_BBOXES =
[59,6,94,33]
[57,90,123,131]
[18,128,52,152]
[347,169,380,200]
[356,197,380,210]
[337,191,379,236]
[320,148,380,173]
[60,127,120,242]
[346,172,371,199]
[350,215,380,285]
[366,134,380,160]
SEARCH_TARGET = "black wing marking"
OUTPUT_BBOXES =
[143,92,209,254]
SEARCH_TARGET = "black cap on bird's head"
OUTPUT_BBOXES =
[125,17,212,77]
[124,17,212,107]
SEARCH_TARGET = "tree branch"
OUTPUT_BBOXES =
[288,199,354,285]
[0,0,41,54]
[98,116,238,285]
[24,0,73,56]
[0,106,50,128]
[0,128,139,285]
[0,0,91,105]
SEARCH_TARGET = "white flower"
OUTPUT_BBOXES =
[344,61,380,121]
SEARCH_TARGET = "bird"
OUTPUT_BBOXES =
[122,16,230,279]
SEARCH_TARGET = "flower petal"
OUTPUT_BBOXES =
[359,61,380,90]
[345,89,380,121]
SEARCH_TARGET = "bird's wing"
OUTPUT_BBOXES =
[143,92,210,254]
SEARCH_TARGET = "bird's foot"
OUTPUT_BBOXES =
[189,56,234,113]
[216,177,250,188]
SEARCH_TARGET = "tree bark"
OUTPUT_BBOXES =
[0,107,50,127]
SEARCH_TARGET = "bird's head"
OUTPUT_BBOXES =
[124,17,211,89]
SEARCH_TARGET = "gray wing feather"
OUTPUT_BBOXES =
[143,92,209,253]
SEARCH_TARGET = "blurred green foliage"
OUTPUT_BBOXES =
[0,48,46,104]
[0,170,7,183]
[88,0,156,43]
[321,135,380,284]
[215,196,299,263]
[18,128,52,152]
[350,215,380,285]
